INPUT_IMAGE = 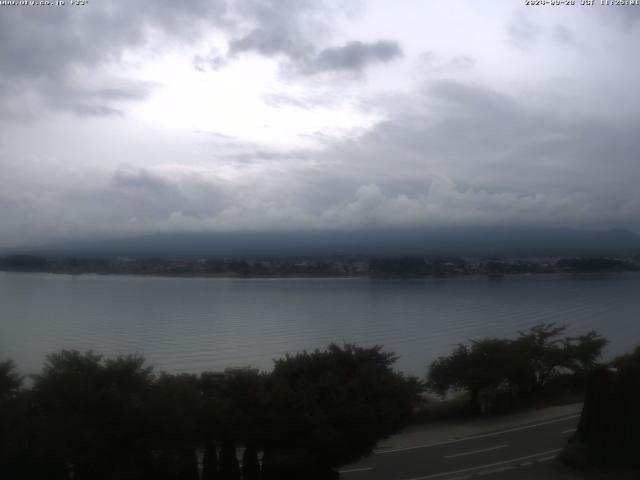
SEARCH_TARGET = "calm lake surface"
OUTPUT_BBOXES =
[1,271,639,376]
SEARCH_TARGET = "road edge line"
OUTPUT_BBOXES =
[375,414,579,454]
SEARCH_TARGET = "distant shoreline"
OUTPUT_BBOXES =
[0,268,636,281]
[2,253,639,280]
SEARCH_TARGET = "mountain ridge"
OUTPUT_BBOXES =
[3,226,640,259]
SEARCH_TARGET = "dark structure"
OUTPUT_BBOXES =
[574,362,640,468]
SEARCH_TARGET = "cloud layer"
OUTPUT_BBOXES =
[1,0,639,246]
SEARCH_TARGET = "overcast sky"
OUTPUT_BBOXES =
[1,0,639,247]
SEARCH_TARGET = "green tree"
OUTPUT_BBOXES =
[428,324,608,414]
[0,359,22,401]
[199,368,269,447]
[612,345,640,369]
[261,343,421,478]
[514,323,568,393]
[515,323,607,392]
[148,373,201,447]
[563,331,608,378]
[427,339,522,413]
[29,350,156,480]
[0,360,26,478]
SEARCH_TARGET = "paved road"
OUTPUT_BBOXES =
[339,413,579,480]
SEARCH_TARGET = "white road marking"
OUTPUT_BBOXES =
[444,444,508,459]
[376,414,580,454]
[477,465,513,476]
[562,428,577,434]
[404,448,561,480]
[534,455,557,462]
[339,467,373,474]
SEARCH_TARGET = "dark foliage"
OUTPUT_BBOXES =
[219,437,241,480]
[28,351,156,480]
[555,257,635,273]
[576,351,640,468]
[202,436,219,480]
[241,444,260,480]
[1,255,48,271]
[369,257,427,277]
[0,360,25,479]
[0,344,418,480]
[0,360,22,401]
[428,339,524,414]
[263,343,421,472]
[612,345,640,370]
[427,324,607,413]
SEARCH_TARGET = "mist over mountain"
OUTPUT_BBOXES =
[6,226,640,260]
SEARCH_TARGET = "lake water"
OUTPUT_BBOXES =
[1,271,639,376]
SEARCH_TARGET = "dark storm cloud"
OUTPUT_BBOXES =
[113,168,172,194]
[84,84,155,102]
[229,27,314,59]
[100,167,233,228]
[300,40,403,74]
[228,36,403,75]
[224,1,401,76]
[71,105,124,117]
[43,79,158,117]
[226,0,322,58]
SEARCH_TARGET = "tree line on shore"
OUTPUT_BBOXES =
[0,344,420,480]
[0,324,627,479]
[427,323,608,414]
[2,254,639,277]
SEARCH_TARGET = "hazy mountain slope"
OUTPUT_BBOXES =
[5,227,640,259]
